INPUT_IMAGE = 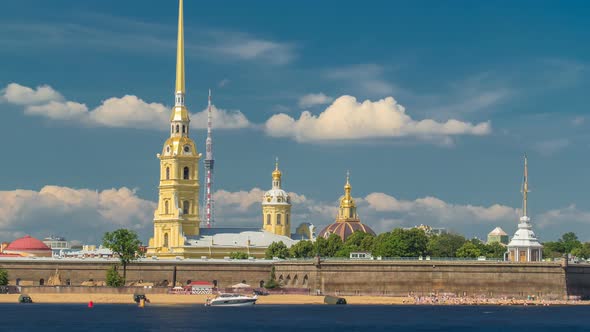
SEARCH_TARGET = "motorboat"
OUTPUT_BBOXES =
[205,293,257,306]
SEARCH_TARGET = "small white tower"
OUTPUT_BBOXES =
[507,155,543,262]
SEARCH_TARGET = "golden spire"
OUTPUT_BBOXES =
[522,154,529,218]
[175,0,185,94]
[337,170,358,222]
[272,157,282,180]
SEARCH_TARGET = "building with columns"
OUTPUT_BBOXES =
[506,155,543,262]
[262,159,292,237]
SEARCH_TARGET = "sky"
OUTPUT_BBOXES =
[0,0,589,244]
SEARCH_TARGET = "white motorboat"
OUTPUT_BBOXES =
[205,293,258,306]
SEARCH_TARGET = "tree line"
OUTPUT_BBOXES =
[263,228,507,260]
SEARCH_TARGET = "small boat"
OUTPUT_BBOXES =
[205,293,257,306]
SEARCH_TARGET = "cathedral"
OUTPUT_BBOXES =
[146,0,313,259]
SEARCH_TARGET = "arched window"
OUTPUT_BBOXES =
[163,233,169,248]
[303,275,308,286]
[277,214,282,225]
[165,167,170,180]
[66,279,71,286]
[164,201,169,214]
[186,280,192,285]
[182,125,186,133]
[176,125,179,133]
[39,278,45,286]
[183,200,190,214]
[183,167,190,180]
[259,280,265,288]
[266,214,271,225]
[212,280,218,287]
[286,214,289,225]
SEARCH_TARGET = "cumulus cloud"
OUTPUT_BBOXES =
[2,83,251,130]
[0,186,156,244]
[265,95,491,143]
[298,93,334,108]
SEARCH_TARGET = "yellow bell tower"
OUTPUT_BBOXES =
[262,159,292,237]
[148,0,201,256]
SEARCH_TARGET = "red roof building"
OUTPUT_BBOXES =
[3,235,52,257]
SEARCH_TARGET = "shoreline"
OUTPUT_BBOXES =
[0,294,588,306]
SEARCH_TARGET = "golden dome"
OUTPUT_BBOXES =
[272,158,282,180]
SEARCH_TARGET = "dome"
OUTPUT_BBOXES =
[262,188,291,205]
[5,235,51,251]
[318,221,376,242]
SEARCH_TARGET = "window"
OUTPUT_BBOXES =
[286,214,289,225]
[164,201,169,214]
[163,233,169,248]
[166,167,170,180]
[182,125,186,133]
[266,214,271,225]
[39,278,45,286]
[183,167,190,180]
[176,125,179,133]
[183,200,190,214]
[212,280,218,287]
[259,280,265,288]
[66,279,71,286]
[277,214,282,225]
[186,280,192,285]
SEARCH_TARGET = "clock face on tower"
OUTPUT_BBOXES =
[184,145,190,153]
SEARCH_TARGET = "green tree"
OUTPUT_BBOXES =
[483,242,506,259]
[426,233,466,257]
[265,241,289,259]
[334,231,375,257]
[106,265,125,287]
[543,241,565,259]
[289,240,315,258]
[571,242,590,259]
[102,229,142,281]
[314,235,344,257]
[264,266,279,289]
[229,252,249,259]
[0,269,8,286]
[560,232,582,253]
[372,228,428,257]
[456,242,483,258]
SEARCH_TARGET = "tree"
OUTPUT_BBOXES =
[372,228,428,258]
[289,240,315,258]
[560,232,582,253]
[543,241,565,259]
[265,241,289,259]
[426,233,467,257]
[229,252,249,259]
[335,231,375,258]
[106,265,124,287]
[571,243,590,259]
[483,242,506,259]
[0,269,8,286]
[264,266,278,289]
[103,229,142,281]
[456,242,482,258]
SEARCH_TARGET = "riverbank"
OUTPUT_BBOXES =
[0,294,409,305]
[0,293,588,305]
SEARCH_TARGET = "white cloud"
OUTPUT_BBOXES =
[265,95,491,143]
[2,83,252,130]
[572,116,585,126]
[1,83,64,105]
[533,138,570,156]
[325,64,395,97]
[298,93,334,108]
[0,186,156,244]
[210,33,296,65]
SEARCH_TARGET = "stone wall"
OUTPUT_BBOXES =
[2,258,589,299]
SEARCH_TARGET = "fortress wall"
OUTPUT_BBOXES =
[2,259,590,299]
[275,260,570,299]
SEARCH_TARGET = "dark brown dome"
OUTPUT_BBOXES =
[318,221,376,242]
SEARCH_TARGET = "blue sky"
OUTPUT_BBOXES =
[0,0,589,244]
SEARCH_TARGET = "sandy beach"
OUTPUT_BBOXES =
[1,293,587,306]
[0,293,409,305]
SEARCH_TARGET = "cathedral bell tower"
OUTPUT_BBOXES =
[148,0,201,255]
[262,159,292,237]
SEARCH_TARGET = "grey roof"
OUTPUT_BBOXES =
[186,228,298,248]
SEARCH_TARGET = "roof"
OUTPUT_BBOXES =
[318,222,376,242]
[5,235,51,251]
[507,220,543,248]
[488,227,508,236]
[186,228,298,248]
